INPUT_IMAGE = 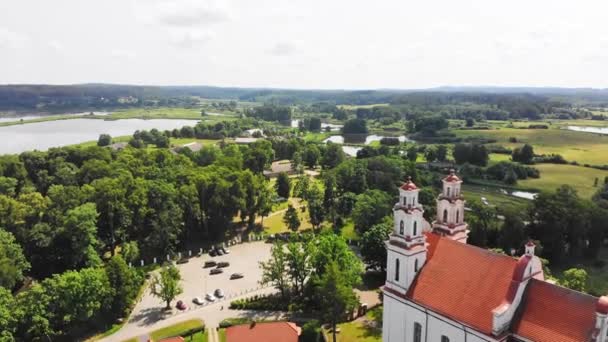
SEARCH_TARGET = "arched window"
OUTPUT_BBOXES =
[415,259,419,272]
[403,196,407,205]
[413,221,418,236]
[447,187,451,197]
[443,209,448,222]
[395,259,400,282]
[413,322,422,342]
[441,336,450,342]
[456,210,460,223]
[399,221,404,235]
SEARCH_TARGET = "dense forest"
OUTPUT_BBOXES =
[2,84,608,112]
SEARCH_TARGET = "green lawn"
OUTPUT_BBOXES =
[329,306,382,342]
[170,138,221,146]
[518,164,608,198]
[462,184,529,209]
[455,126,608,166]
[263,204,313,234]
[218,328,227,342]
[149,319,205,341]
[109,107,209,120]
[340,220,359,241]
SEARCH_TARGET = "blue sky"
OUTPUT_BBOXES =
[0,0,606,89]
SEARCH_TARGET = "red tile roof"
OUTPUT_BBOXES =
[406,233,519,334]
[226,322,301,342]
[400,179,418,191]
[158,337,184,342]
[512,279,597,342]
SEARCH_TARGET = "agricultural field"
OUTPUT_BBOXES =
[462,184,529,209]
[108,107,215,120]
[518,164,608,199]
[455,125,608,166]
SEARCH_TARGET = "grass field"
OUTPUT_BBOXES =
[262,203,313,234]
[455,126,608,166]
[329,306,382,342]
[108,107,232,120]
[149,319,206,341]
[518,164,608,198]
[0,114,92,127]
[463,184,529,209]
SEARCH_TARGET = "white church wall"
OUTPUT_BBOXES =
[427,314,467,342]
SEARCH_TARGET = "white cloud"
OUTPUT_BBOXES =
[0,27,28,49]
[141,0,232,27]
[267,42,297,56]
[169,30,215,48]
[110,49,137,59]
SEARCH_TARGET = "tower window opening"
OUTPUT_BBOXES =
[456,210,460,223]
[400,221,404,235]
[395,259,400,282]
[447,187,451,197]
[415,259,419,272]
[443,209,448,223]
[413,221,417,235]
[413,322,422,342]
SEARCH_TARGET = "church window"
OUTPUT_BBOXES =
[447,187,451,196]
[456,210,459,223]
[441,336,450,342]
[443,209,448,223]
[400,221,404,235]
[413,322,422,342]
[403,196,407,205]
[413,221,417,235]
[395,259,400,281]
[415,259,419,272]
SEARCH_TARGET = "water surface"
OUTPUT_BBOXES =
[566,126,608,135]
[0,118,199,154]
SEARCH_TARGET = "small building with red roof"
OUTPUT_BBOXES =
[226,321,301,342]
[382,171,608,342]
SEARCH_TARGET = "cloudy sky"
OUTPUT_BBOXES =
[0,0,607,89]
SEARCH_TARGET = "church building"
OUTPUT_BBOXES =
[382,170,608,342]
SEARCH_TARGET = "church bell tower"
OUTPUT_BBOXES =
[432,169,469,243]
[383,177,427,296]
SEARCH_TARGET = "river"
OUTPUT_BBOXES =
[0,118,199,155]
[566,126,608,135]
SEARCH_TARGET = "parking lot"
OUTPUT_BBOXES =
[133,241,272,317]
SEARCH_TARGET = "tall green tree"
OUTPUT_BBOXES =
[285,242,311,298]
[352,190,392,233]
[260,243,289,300]
[62,203,102,269]
[240,172,273,231]
[276,172,291,199]
[97,134,112,147]
[360,218,392,271]
[283,205,301,232]
[309,233,363,287]
[150,264,182,309]
[0,287,18,341]
[318,262,359,342]
[321,143,345,169]
[0,228,30,289]
[105,255,142,317]
[560,268,588,292]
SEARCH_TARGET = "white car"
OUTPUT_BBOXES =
[205,293,216,302]
[193,297,204,305]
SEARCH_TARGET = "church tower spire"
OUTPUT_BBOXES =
[383,176,427,296]
[432,169,469,243]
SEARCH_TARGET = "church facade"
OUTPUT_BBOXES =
[382,171,608,342]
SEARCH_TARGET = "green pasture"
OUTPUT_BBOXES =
[517,164,608,199]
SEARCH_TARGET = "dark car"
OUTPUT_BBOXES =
[176,300,187,310]
[216,249,224,256]
[176,257,189,264]
[216,261,230,268]
[203,261,217,268]
[209,249,217,257]
[210,268,224,275]
[230,273,244,280]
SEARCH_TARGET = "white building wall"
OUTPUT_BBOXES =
[427,315,466,342]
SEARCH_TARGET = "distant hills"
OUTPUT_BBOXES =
[0,84,607,111]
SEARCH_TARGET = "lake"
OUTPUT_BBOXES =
[290,119,343,132]
[0,111,111,123]
[323,134,409,145]
[566,126,608,135]
[0,118,199,155]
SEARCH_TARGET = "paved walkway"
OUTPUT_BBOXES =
[101,287,281,342]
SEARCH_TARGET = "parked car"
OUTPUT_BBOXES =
[176,257,189,264]
[216,261,230,268]
[205,293,216,302]
[221,247,230,254]
[203,261,217,268]
[214,289,224,298]
[176,300,187,310]
[230,273,244,280]
[193,297,204,305]
[209,249,217,257]
[210,268,224,275]
[216,249,224,256]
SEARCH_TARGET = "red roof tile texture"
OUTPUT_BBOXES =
[512,279,597,342]
[226,322,300,342]
[407,233,518,334]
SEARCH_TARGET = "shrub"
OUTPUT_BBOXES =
[301,320,322,342]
